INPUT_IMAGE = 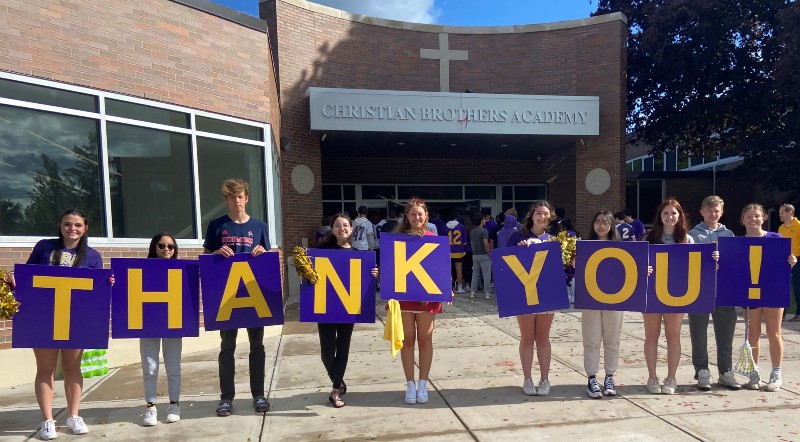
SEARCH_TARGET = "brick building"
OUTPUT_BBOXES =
[0,0,626,350]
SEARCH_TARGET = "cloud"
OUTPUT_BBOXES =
[312,0,441,24]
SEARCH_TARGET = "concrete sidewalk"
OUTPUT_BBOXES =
[2,294,800,441]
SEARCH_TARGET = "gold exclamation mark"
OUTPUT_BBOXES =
[749,245,762,299]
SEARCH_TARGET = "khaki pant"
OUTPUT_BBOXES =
[581,310,624,376]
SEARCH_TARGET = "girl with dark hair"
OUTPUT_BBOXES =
[316,213,378,408]
[11,208,109,439]
[141,232,183,426]
[391,198,451,405]
[643,198,694,395]
[506,200,556,396]
[582,210,625,398]
[740,203,797,391]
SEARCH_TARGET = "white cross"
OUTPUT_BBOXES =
[420,33,468,92]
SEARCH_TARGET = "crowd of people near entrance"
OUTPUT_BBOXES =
[4,179,800,440]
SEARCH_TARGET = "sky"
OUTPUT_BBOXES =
[217,0,599,25]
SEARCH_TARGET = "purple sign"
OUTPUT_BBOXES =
[491,241,569,317]
[717,237,792,308]
[574,241,648,312]
[12,264,112,349]
[299,249,376,323]
[199,252,284,330]
[379,233,452,302]
[111,258,200,338]
[645,244,717,313]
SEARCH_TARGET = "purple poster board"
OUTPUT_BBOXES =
[299,249,376,323]
[12,264,112,349]
[645,243,717,313]
[574,241,648,312]
[111,258,200,338]
[491,241,569,317]
[379,233,452,302]
[717,236,792,308]
[199,252,284,330]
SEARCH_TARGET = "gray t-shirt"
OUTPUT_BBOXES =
[470,226,489,255]
[661,233,695,244]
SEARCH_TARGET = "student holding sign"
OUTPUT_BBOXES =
[316,213,378,408]
[7,208,111,440]
[506,200,556,396]
[643,199,694,395]
[140,233,183,426]
[203,179,271,417]
[392,198,448,405]
[687,196,739,391]
[741,203,798,391]
[582,210,624,399]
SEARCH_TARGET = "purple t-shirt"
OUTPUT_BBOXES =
[26,238,103,268]
[630,219,646,240]
[616,223,635,241]
[761,232,783,239]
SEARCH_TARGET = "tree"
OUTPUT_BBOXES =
[0,195,24,235]
[595,1,800,198]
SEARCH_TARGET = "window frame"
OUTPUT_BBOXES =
[0,71,276,248]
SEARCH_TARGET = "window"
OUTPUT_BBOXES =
[106,98,188,128]
[196,115,263,141]
[465,186,496,200]
[654,153,664,171]
[665,151,677,171]
[643,157,654,171]
[398,185,462,200]
[197,137,266,235]
[107,123,195,238]
[0,105,105,236]
[362,185,395,200]
[0,78,97,112]
[0,72,276,245]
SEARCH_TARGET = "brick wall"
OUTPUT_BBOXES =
[0,0,272,122]
[263,0,627,245]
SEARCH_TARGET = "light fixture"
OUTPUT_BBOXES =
[320,133,327,142]
[450,143,457,147]
[535,155,543,164]
[500,144,508,147]
[280,136,292,151]
[397,142,405,146]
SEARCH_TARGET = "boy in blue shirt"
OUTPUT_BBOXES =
[203,179,271,416]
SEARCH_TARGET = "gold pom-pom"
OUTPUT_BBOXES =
[291,246,319,284]
[550,231,577,268]
[0,269,20,320]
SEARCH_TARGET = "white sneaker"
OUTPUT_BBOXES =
[485,293,492,300]
[647,377,662,394]
[469,292,476,299]
[404,381,417,404]
[40,420,58,440]
[66,416,88,435]
[166,403,181,423]
[719,371,742,390]
[417,379,429,404]
[745,371,761,390]
[522,379,537,396]
[536,380,550,396]
[766,372,783,392]
[455,285,466,294]
[697,369,712,391]
[662,378,677,395]
[142,406,157,426]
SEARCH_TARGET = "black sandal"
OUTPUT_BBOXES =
[340,381,347,396]
[216,401,232,417]
[328,389,345,408]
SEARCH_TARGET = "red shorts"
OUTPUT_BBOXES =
[386,301,443,314]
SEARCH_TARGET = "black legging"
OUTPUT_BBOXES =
[317,322,355,389]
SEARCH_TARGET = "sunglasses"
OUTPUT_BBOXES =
[157,243,176,251]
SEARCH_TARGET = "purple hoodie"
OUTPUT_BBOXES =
[497,213,520,249]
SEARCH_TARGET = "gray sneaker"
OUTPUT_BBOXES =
[718,371,742,390]
[745,371,761,390]
[696,369,712,391]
